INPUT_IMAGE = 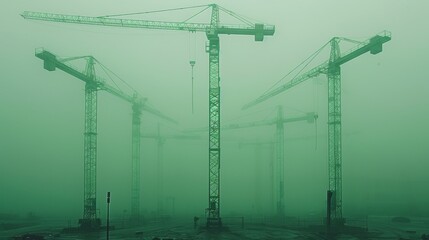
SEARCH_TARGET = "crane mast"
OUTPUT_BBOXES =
[328,38,342,222]
[206,5,221,227]
[242,31,391,227]
[131,99,142,223]
[82,57,99,229]
[23,4,274,228]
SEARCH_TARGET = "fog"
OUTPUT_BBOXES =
[0,0,428,224]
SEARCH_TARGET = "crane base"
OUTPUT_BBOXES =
[78,218,101,231]
[206,217,222,229]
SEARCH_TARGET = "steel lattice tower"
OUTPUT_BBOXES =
[327,38,343,223]
[81,57,100,229]
[131,100,142,223]
[206,5,221,227]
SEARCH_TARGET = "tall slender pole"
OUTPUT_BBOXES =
[269,142,275,215]
[326,190,332,233]
[190,61,196,114]
[106,192,111,240]
[189,30,196,114]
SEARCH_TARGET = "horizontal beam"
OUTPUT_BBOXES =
[22,11,274,38]
[242,63,327,110]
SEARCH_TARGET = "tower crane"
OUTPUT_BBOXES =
[242,31,391,226]
[141,124,201,219]
[221,107,317,218]
[22,4,275,227]
[35,48,175,229]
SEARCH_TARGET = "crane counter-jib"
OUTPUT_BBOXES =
[35,49,92,83]
[334,33,391,66]
[21,11,275,39]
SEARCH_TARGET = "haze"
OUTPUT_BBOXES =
[0,0,428,224]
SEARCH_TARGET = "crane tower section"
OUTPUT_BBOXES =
[328,39,342,221]
[82,57,99,229]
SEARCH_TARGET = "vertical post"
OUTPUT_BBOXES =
[254,147,261,215]
[326,190,333,232]
[189,30,197,114]
[269,142,275,215]
[328,38,343,225]
[106,192,111,240]
[157,124,165,218]
[276,106,285,218]
[81,57,100,230]
[190,60,196,114]
[131,99,142,224]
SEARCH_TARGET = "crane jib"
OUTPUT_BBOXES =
[22,11,275,41]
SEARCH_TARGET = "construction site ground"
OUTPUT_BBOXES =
[1,216,428,240]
